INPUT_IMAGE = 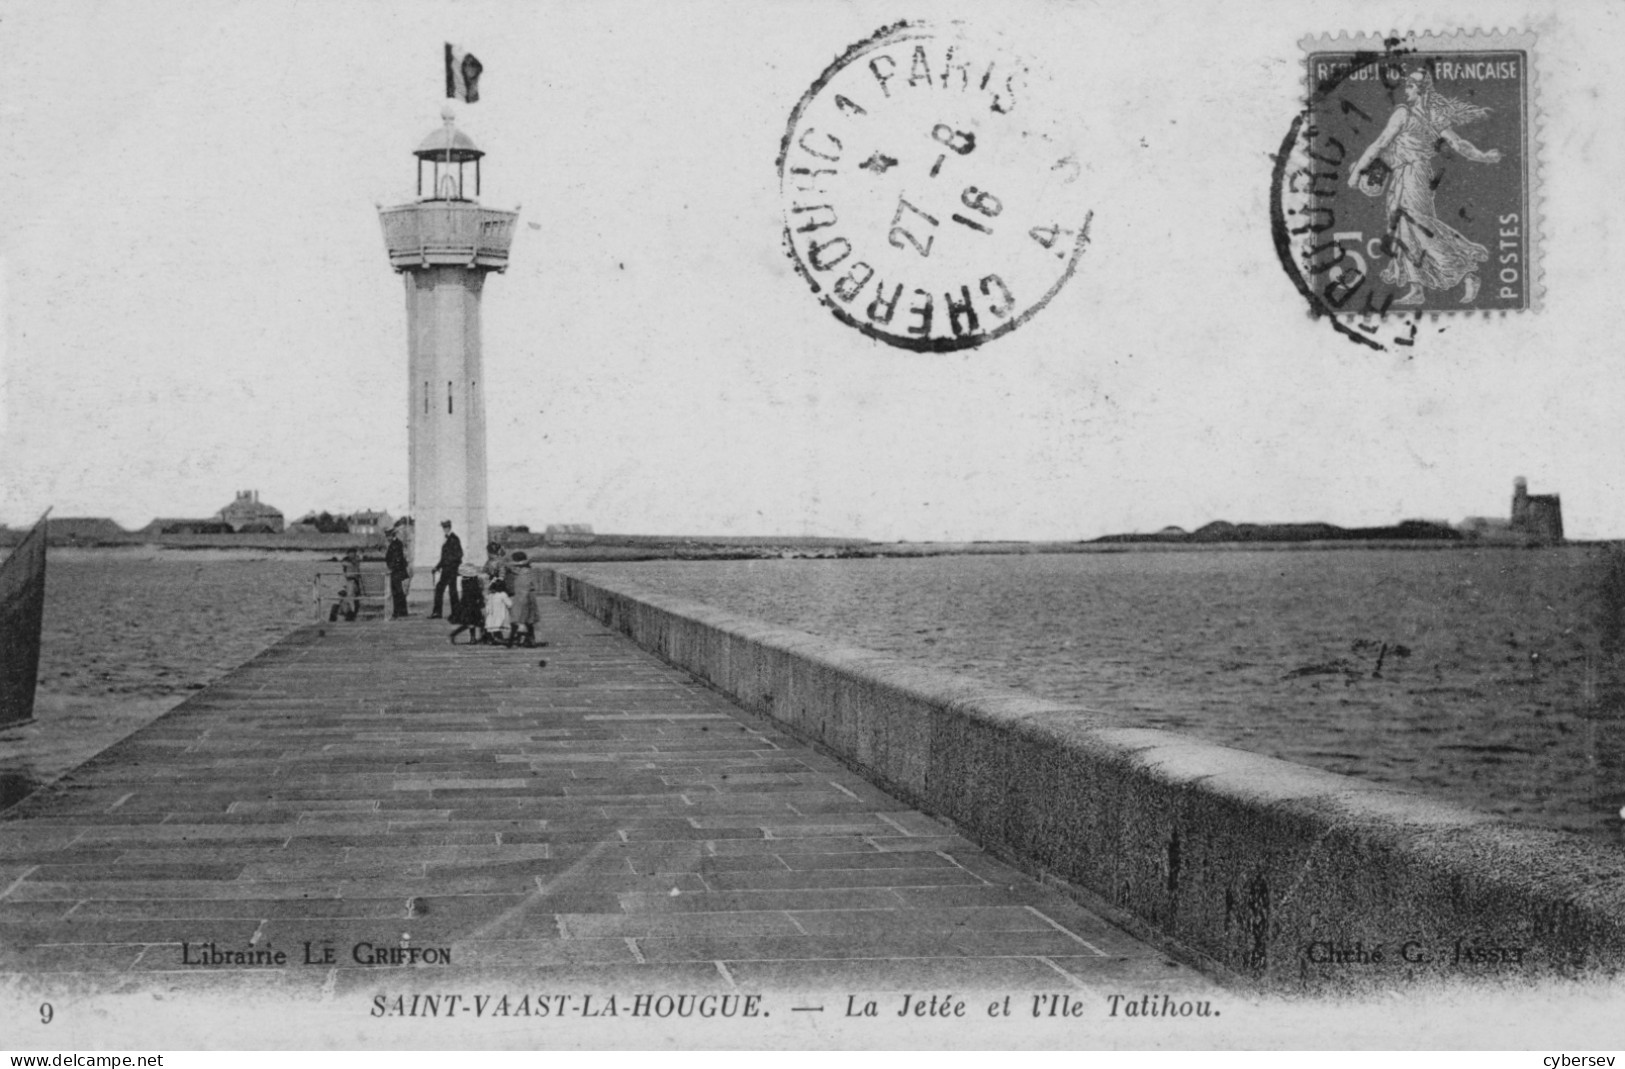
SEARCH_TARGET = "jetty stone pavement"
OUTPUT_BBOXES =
[0,597,1218,1001]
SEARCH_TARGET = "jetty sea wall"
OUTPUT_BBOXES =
[548,566,1625,992]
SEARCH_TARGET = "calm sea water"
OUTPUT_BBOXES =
[5,547,1624,845]
[576,547,1625,844]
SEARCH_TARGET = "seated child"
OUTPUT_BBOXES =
[328,577,357,623]
[327,551,362,621]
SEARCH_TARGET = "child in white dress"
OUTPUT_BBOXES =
[482,579,513,646]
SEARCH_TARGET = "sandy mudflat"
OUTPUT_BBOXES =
[0,693,179,786]
[0,552,324,792]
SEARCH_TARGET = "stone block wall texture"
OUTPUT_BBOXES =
[548,568,1625,992]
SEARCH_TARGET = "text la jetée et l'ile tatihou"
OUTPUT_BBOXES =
[365,991,1221,1021]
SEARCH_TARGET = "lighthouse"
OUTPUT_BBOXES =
[378,107,519,571]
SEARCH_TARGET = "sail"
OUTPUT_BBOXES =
[0,511,49,726]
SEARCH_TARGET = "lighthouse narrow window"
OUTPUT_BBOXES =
[423,381,429,414]
[447,381,453,415]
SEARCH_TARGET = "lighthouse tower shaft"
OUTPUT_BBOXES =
[378,119,517,571]
[403,266,492,571]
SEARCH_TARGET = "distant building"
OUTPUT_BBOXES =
[544,523,595,546]
[347,510,394,536]
[143,518,233,535]
[289,511,349,534]
[46,517,127,542]
[489,524,531,543]
[1457,478,1564,545]
[216,490,284,533]
[1510,477,1563,544]
[1456,516,1513,537]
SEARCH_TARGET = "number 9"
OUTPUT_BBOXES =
[40,1002,54,1024]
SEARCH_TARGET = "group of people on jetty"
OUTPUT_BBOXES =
[332,520,543,648]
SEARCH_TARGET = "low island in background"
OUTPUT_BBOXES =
[0,477,1571,559]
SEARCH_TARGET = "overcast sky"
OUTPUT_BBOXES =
[3,0,1622,540]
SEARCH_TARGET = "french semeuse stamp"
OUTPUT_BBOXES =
[1274,31,1540,345]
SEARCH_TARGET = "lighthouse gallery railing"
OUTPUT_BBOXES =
[379,203,518,272]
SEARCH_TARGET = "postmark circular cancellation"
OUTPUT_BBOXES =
[1273,30,1542,351]
[777,22,1092,352]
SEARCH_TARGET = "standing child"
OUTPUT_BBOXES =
[482,578,513,646]
[504,551,542,648]
[447,563,486,645]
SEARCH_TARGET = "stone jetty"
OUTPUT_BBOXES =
[0,598,1209,1005]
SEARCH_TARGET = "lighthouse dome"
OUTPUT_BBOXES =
[415,112,484,163]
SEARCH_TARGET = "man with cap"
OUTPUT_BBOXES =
[385,526,411,619]
[429,519,463,619]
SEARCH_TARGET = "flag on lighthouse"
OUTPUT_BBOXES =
[445,44,483,103]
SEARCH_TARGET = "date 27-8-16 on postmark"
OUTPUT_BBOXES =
[778,22,1092,352]
[1275,32,1540,345]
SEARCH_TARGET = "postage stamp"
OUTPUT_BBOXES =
[777,21,1092,352]
[1274,31,1540,346]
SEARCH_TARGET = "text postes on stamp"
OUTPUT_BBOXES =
[778,22,1091,352]
[1275,31,1540,345]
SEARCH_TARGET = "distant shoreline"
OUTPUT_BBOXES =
[18,536,1607,564]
